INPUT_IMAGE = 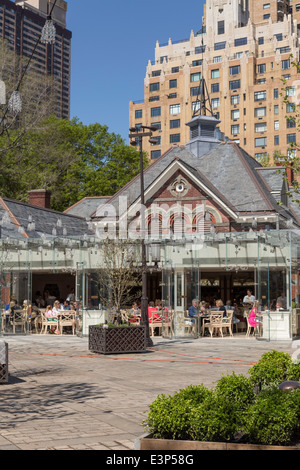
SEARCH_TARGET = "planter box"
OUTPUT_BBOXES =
[136,434,300,451]
[88,325,147,354]
[0,341,8,383]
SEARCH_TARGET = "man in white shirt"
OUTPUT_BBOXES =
[243,289,255,305]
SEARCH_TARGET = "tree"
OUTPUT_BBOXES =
[0,116,148,211]
[279,56,300,206]
[94,238,142,315]
[0,37,55,150]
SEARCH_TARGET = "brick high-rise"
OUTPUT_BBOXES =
[129,0,300,164]
[0,0,71,119]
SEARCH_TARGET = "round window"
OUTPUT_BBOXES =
[175,183,185,193]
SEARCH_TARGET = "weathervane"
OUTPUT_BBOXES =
[192,18,213,118]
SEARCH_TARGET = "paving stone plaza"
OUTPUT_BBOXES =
[0,335,298,451]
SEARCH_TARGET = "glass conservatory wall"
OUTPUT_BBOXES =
[160,230,300,341]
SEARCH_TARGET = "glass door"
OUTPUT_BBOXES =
[0,270,32,335]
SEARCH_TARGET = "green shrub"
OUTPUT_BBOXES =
[286,362,300,382]
[244,388,300,446]
[190,394,241,442]
[248,350,292,387]
[144,385,212,440]
[143,351,300,446]
[214,373,256,413]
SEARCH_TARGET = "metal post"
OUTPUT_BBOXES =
[139,136,153,347]
[129,126,159,347]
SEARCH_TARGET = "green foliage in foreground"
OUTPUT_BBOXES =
[144,351,300,446]
[248,349,300,386]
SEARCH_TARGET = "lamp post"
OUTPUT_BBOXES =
[129,125,159,347]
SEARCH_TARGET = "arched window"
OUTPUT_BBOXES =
[147,214,162,238]
[193,211,216,234]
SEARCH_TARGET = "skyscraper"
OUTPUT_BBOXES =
[0,0,71,119]
[129,0,299,164]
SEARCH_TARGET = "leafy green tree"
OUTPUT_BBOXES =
[0,116,148,211]
[279,57,300,205]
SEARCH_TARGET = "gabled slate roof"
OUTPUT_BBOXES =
[0,197,94,239]
[64,196,110,219]
[91,141,297,227]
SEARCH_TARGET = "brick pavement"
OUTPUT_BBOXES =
[0,334,298,451]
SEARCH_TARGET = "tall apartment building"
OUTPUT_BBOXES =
[129,0,300,163]
[0,0,71,119]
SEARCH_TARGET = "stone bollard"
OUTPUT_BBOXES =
[0,341,8,383]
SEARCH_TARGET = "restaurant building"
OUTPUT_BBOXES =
[93,110,300,341]
[0,112,300,340]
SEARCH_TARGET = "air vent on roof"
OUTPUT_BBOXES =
[201,125,215,137]
[191,125,199,139]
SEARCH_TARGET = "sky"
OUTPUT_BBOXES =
[67,0,205,144]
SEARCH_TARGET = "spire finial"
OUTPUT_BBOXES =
[192,18,213,118]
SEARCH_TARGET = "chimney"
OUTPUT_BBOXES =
[28,189,51,209]
[275,162,294,185]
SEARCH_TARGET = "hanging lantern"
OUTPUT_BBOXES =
[0,80,6,105]
[8,91,22,114]
[41,18,56,44]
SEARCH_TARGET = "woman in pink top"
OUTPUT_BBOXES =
[45,305,59,334]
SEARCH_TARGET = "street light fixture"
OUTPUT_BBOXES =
[129,125,159,347]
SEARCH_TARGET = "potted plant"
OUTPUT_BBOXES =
[89,322,146,354]
[88,239,146,354]
[137,351,300,450]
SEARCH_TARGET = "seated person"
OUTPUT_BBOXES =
[188,299,199,323]
[199,301,208,316]
[148,301,160,322]
[129,302,140,316]
[276,292,287,309]
[211,299,226,317]
[45,305,59,334]
[45,305,56,318]
[63,300,71,310]
[276,300,285,311]
[225,300,240,323]
[52,300,62,315]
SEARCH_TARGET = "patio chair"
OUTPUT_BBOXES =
[120,310,129,323]
[33,313,42,334]
[12,309,27,334]
[149,309,162,336]
[1,311,6,333]
[184,310,197,336]
[40,311,59,334]
[222,310,234,337]
[203,312,224,337]
[59,311,76,335]
[245,312,254,337]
